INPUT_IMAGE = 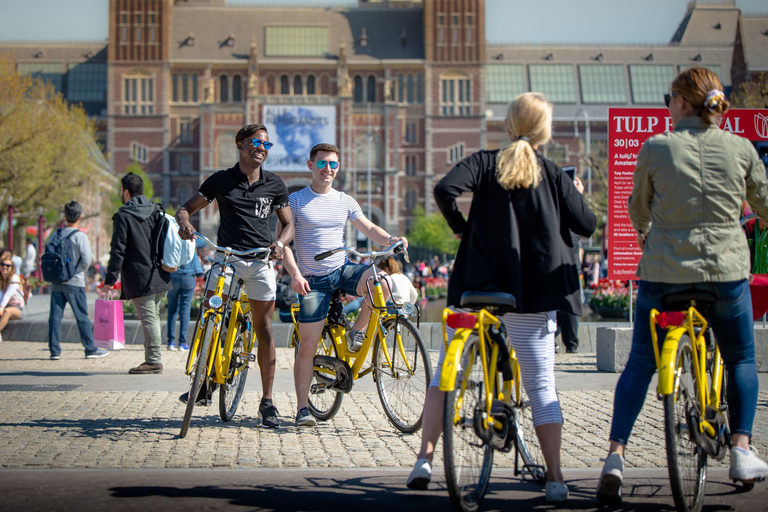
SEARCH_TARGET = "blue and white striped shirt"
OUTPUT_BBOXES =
[289,186,363,276]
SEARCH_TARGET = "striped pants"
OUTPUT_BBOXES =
[432,309,561,427]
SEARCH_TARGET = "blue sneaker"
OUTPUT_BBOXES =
[179,343,190,351]
[167,343,178,351]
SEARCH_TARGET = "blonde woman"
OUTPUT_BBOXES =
[0,250,25,342]
[377,257,419,306]
[406,92,596,502]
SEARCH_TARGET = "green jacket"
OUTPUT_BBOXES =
[628,117,768,283]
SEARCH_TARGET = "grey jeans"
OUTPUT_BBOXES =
[133,291,167,364]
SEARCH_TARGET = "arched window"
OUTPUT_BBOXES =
[293,75,303,95]
[353,76,363,103]
[172,74,178,102]
[407,74,414,103]
[217,132,238,168]
[366,75,376,102]
[232,75,242,101]
[280,75,289,95]
[182,73,189,102]
[219,75,229,102]
[306,75,315,95]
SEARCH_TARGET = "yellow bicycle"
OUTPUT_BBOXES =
[289,241,432,433]
[439,292,545,512]
[651,289,757,512]
[179,232,270,438]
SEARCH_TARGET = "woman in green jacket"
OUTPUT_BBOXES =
[597,67,768,506]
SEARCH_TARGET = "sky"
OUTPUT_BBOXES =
[0,0,766,44]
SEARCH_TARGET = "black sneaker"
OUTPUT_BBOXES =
[295,407,317,427]
[259,400,280,429]
[85,348,109,359]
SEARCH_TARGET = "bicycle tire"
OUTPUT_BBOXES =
[219,311,252,422]
[180,315,216,438]
[373,317,432,433]
[512,384,546,484]
[664,333,707,512]
[443,334,495,512]
[293,325,344,421]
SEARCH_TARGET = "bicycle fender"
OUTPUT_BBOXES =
[439,329,471,392]
[658,326,685,396]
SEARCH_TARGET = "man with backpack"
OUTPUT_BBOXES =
[45,201,109,360]
[103,173,171,374]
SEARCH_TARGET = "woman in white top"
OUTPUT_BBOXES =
[0,250,25,341]
[377,257,419,305]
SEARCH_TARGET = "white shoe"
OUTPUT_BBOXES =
[406,458,432,490]
[346,329,364,352]
[596,452,624,506]
[545,482,569,502]
[730,446,768,481]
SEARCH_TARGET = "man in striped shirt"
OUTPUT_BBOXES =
[279,142,407,426]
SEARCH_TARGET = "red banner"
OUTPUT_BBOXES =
[608,108,768,280]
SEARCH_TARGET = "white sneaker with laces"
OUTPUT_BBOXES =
[346,328,365,352]
[596,452,624,506]
[730,446,768,481]
[545,482,569,502]
[407,458,432,490]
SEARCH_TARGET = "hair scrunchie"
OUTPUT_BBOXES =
[518,136,530,143]
[705,89,725,112]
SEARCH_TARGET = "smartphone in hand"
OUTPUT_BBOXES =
[562,165,576,180]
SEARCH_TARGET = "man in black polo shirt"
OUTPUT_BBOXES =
[176,123,294,428]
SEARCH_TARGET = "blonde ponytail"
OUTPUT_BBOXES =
[496,138,541,189]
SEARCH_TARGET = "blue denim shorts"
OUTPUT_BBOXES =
[298,263,368,323]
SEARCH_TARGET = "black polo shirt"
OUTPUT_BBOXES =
[199,164,289,251]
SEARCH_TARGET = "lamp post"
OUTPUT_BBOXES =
[574,109,592,245]
[366,103,373,251]
[7,196,15,253]
[37,207,45,292]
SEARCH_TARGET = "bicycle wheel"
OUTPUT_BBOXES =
[219,311,252,422]
[512,384,546,484]
[180,315,216,438]
[443,334,494,512]
[293,325,344,421]
[664,333,707,512]
[373,317,432,433]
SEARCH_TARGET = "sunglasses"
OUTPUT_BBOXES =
[315,160,339,170]
[664,91,677,108]
[0,263,12,268]
[249,139,274,150]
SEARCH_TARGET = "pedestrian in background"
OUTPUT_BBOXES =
[47,202,109,360]
[104,172,171,375]
[21,238,37,279]
[166,249,203,352]
[0,249,25,342]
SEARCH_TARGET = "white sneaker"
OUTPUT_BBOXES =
[545,482,569,502]
[596,452,624,506]
[730,446,768,481]
[346,329,364,352]
[407,458,432,490]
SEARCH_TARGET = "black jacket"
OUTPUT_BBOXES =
[105,195,171,300]
[434,150,596,315]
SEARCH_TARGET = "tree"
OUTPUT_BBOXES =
[407,206,460,254]
[109,160,160,212]
[729,73,768,108]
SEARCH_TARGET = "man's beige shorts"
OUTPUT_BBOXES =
[205,255,276,302]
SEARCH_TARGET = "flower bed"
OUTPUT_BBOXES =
[589,278,636,313]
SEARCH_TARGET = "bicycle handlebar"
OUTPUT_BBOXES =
[314,241,406,262]
[194,232,271,260]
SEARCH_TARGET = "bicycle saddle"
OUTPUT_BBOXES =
[460,291,518,312]
[661,289,717,312]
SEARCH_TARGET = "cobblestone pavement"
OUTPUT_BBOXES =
[0,342,766,471]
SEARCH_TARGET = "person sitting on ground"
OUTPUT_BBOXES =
[0,250,25,342]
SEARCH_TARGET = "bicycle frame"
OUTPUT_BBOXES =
[651,306,725,438]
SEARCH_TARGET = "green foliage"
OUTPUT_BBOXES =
[729,73,768,109]
[751,221,768,274]
[109,161,162,212]
[407,206,460,254]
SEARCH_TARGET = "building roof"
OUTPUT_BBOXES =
[740,15,768,72]
[169,4,423,63]
[670,2,740,46]
[0,42,107,63]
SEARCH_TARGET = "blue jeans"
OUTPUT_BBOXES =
[48,284,97,357]
[167,275,196,345]
[298,263,368,323]
[610,280,758,444]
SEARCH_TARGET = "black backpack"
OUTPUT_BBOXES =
[41,229,81,283]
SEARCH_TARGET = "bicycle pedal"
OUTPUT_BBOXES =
[238,352,257,362]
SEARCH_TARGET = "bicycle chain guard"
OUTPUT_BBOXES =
[687,403,729,460]
[473,399,515,453]
[312,355,354,394]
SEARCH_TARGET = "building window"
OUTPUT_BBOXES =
[181,73,189,102]
[67,62,107,103]
[528,64,576,103]
[447,142,465,164]
[178,154,191,176]
[405,155,417,176]
[135,26,142,43]
[405,122,417,143]
[233,75,242,101]
[405,188,417,210]
[441,75,471,116]
[123,75,154,115]
[466,14,473,44]
[219,75,229,102]
[131,142,148,164]
[354,75,364,103]
[179,120,193,144]
[293,75,303,95]
[121,26,128,43]
[18,62,64,92]
[407,74,414,103]
[191,74,197,102]
[306,75,316,95]
[264,26,329,57]
[366,75,376,102]
[486,64,526,103]
[280,75,290,95]
[579,65,627,104]
[150,26,156,43]
[172,74,179,102]
[177,185,192,206]
[678,64,721,78]
[438,14,446,45]
[172,73,198,103]
[416,74,423,103]
[629,65,676,104]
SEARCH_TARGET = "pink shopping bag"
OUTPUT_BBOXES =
[94,297,126,350]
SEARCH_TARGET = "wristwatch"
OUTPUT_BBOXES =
[275,240,284,249]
